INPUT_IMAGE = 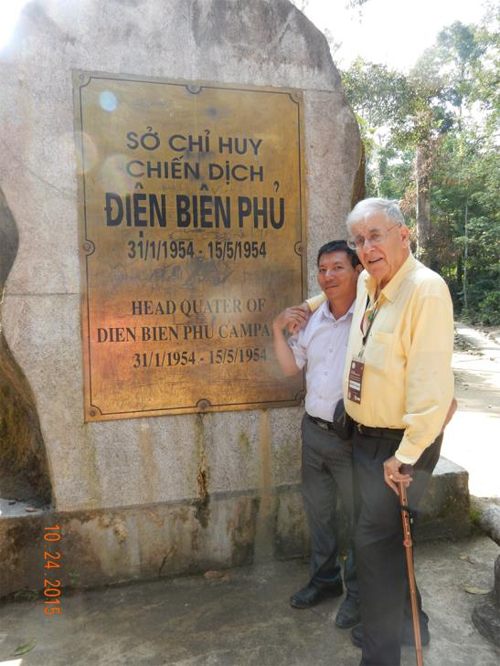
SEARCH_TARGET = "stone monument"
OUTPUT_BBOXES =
[0,0,362,597]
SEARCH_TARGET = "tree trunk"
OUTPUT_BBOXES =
[416,145,431,265]
[457,254,463,291]
[351,141,366,209]
[462,198,469,314]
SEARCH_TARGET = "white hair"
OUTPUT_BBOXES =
[346,198,406,232]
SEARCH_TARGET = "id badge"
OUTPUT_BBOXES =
[347,358,365,404]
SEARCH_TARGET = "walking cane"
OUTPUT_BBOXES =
[399,481,424,666]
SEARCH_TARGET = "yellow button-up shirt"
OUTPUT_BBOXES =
[307,254,454,464]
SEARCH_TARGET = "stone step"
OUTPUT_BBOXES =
[275,456,471,558]
[0,456,471,598]
[417,456,471,541]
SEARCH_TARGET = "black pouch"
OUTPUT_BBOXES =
[332,399,354,440]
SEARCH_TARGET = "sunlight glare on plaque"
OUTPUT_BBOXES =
[99,153,135,195]
[99,91,117,112]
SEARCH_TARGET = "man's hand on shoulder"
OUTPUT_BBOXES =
[272,305,306,377]
[273,303,311,335]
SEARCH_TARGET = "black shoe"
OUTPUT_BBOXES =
[335,594,361,628]
[350,625,364,648]
[350,621,430,648]
[290,581,343,609]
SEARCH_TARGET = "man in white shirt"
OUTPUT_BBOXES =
[272,240,362,628]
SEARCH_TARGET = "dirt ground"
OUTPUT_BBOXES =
[1,536,499,666]
[442,322,500,499]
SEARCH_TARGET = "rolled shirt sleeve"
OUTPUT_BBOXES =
[306,292,326,312]
[287,333,307,370]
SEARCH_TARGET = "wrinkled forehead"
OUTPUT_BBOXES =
[350,212,392,235]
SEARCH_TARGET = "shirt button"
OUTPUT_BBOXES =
[323,371,328,376]
[329,348,333,353]
[334,324,338,328]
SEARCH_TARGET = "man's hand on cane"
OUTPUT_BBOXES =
[383,456,413,495]
[384,396,457,495]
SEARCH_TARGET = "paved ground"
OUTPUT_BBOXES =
[442,323,500,499]
[1,535,499,666]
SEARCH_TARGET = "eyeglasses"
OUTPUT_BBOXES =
[347,224,400,250]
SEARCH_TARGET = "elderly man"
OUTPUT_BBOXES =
[345,198,454,666]
[273,240,362,629]
[306,199,454,666]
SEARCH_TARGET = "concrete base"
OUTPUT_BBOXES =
[0,457,470,598]
[0,486,309,598]
[0,536,498,666]
[418,457,470,541]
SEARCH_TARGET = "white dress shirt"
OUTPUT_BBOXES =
[288,300,354,422]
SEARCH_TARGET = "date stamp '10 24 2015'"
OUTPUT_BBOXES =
[43,525,63,615]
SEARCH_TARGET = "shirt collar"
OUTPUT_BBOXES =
[364,253,417,303]
[319,299,355,322]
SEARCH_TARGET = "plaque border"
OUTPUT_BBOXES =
[73,71,307,421]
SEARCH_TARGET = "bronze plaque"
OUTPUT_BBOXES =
[74,72,306,421]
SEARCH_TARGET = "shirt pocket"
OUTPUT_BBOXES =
[365,331,394,373]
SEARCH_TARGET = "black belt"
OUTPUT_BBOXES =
[354,421,405,441]
[307,414,335,431]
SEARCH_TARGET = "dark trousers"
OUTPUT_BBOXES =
[353,430,442,666]
[301,414,358,597]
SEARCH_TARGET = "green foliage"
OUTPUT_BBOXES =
[340,12,500,325]
[469,505,482,528]
[342,59,417,130]
[477,291,500,325]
